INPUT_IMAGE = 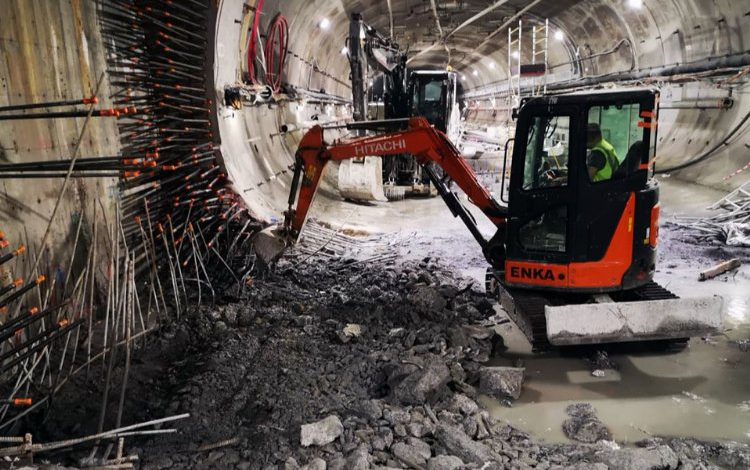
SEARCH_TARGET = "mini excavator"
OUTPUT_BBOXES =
[254,89,723,349]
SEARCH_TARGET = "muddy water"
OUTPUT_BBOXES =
[482,322,750,443]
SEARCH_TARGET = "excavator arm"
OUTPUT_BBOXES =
[281,117,508,265]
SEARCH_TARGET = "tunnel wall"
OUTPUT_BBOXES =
[214,0,353,222]
[462,0,750,192]
[0,0,120,283]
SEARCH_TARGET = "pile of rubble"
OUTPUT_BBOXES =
[27,253,750,469]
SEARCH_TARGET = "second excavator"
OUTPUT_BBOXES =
[254,89,723,350]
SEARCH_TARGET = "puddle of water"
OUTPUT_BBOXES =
[726,295,750,324]
[483,324,750,444]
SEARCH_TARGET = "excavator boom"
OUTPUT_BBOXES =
[253,117,506,267]
[288,117,506,239]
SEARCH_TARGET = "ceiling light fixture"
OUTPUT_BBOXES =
[627,0,643,9]
[489,62,496,69]
[472,70,479,76]
[511,51,520,59]
[319,18,331,30]
[554,30,565,41]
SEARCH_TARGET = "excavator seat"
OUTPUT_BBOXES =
[613,140,645,178]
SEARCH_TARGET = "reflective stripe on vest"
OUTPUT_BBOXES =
[592,139,619,182]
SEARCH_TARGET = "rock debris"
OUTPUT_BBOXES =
[26,254,750,469]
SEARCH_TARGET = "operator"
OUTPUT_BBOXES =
[586,123,620,182]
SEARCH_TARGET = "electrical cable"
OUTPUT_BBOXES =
[246,0,266,84]
[655,109,750,174]
[264,13,289,93]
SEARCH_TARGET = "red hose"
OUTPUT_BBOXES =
[246,0,265,84]
[264,14,289,93]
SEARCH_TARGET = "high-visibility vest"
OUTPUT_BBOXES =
[591,139,619,182]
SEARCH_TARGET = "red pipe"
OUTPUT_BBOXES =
[246,0,266,84]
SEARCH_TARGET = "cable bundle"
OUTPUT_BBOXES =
[246,2,288,93]
[246,0,266,85]
[264,14,289,93]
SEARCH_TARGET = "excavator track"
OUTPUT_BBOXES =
[487,270,685,352]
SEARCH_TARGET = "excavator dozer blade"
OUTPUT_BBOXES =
[337,157,388,202]
[252,225,288,266]
[545,296,724,346]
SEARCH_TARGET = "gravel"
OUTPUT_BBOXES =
[22,247,750,469]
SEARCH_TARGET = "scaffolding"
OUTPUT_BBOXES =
[507,19,550,106]
[531,19,549,96]
[507,20,522,114]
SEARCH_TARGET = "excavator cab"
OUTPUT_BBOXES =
[495,89,721,348]
[407,71,460,142]
[504,90,658,293]
[384,71,460,189]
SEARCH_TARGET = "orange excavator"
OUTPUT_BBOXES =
[254,89,723,349]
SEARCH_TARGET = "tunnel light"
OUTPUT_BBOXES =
[511,51,520,60]
[461,74,466,80]
[472,70,479,76]
[488,62,496,69]
[627,0,643,9]
[319,18,331,30]
[554,30,565,41]
[341,46,349,55]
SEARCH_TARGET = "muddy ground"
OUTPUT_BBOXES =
[17,222,749,470]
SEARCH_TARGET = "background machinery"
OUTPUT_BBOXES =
[256,89,723,350]
[339,13,461,200]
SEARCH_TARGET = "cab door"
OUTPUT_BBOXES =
[505,105,580,289]
[567,94,657,290]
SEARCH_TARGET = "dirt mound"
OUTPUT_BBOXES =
[25,255,750,469]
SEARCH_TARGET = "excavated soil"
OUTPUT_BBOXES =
[23,241,749,469]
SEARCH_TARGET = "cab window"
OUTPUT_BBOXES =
[587,104,645,182]
[522,115,571,191]
[411,78,446,128]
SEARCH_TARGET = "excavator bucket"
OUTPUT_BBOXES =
[337,157,388,202]
[252,225,288,266]
[545,296,724,346]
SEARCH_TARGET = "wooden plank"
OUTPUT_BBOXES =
[699,258,741,281]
